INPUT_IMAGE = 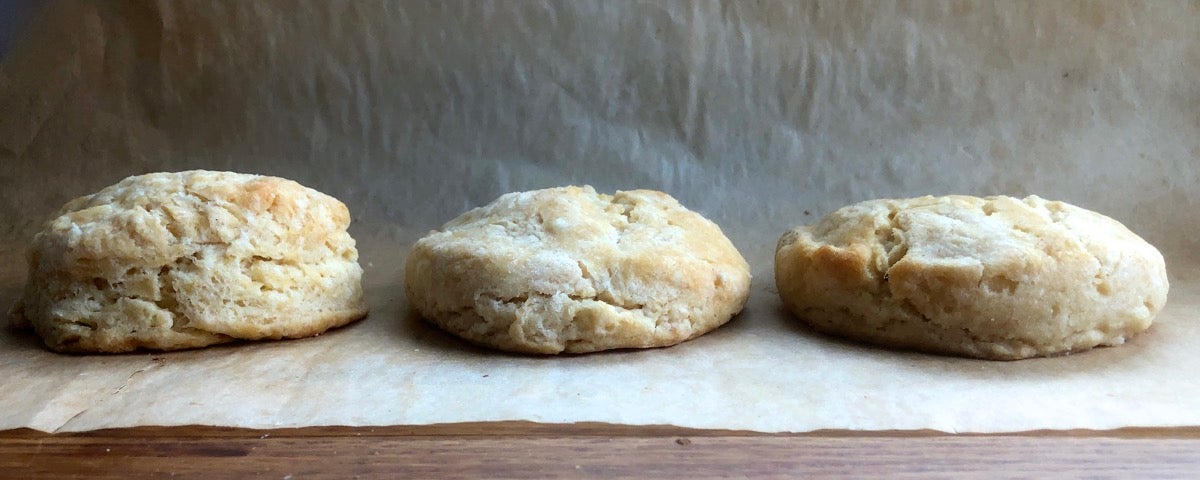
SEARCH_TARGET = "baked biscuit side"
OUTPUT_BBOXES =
[14,171,367,353]
[775,196,1168,360]
[405,186,750,354]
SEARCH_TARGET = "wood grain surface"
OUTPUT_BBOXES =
[3,424,1200,479]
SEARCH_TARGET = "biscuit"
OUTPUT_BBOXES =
[405,186,751,354]
[774,195,1169,360]
[11,170,368,353]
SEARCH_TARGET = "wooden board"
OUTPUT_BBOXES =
[3,424,1200,478]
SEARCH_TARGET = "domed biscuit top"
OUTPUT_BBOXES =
[405,186,751,354]
[12,170,368,353]
[775,195,1169,360]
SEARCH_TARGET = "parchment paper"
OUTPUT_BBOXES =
[1,1,1198,434]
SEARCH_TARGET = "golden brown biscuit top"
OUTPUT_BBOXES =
[32,170,352,274]
[412,185,750,315]
[791,195,1162,284]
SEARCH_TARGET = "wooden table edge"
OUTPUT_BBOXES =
[5,423,1200,477]
[4,421,1200,438]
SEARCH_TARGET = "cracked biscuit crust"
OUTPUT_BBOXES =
[405,186,751,354]
[775,195,1169,360]
[12,171,368,353]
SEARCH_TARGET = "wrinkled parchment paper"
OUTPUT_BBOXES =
[1,1,1198,433]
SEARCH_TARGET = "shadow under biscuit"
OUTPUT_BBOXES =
[400,305,750,360]
[774,303,1152,380]
[771,303,908,360]
[1,324,47,353]
[0,282,44,353]
[400,308,507,358]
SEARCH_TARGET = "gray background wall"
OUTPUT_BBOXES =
[2,1,1196,265]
